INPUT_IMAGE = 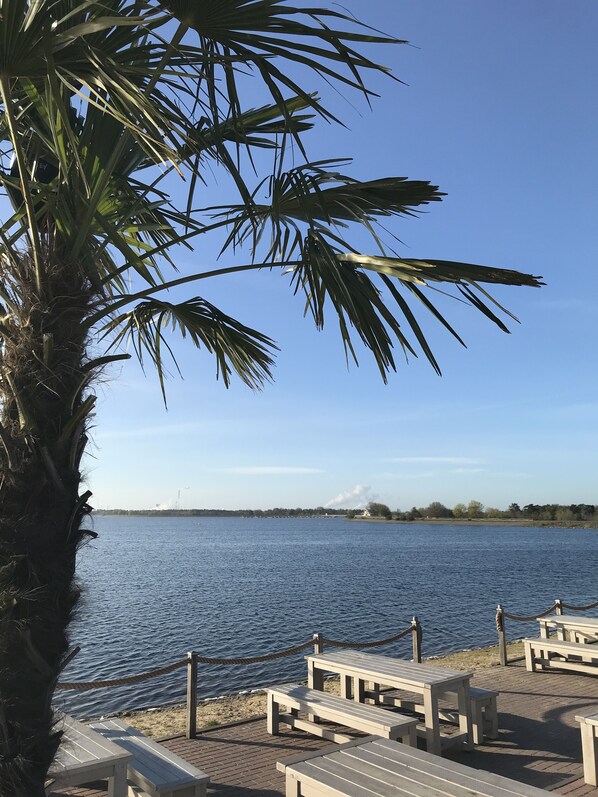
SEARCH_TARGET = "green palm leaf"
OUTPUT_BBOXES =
[158,0,403,128]
[102,297,277,402]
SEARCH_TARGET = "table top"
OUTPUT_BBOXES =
[539,615,598,629]
[49,716,132,781]
[280,736,549,796]
[306,649,473,688]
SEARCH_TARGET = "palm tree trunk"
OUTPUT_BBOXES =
[0,246,92,794]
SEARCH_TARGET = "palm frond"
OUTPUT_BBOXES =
[211,161,443,259]
[157,0,403,129]
[102,296,278,401]
[285,234,543,378]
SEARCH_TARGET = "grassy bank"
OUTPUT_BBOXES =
[121,641,524,739]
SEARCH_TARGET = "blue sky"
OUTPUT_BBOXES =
[88,1,598,512]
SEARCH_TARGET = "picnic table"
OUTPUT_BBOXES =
[539,614,598,643]
[47,716,131,797]
[305,649,473,756]
[278,736,551,797]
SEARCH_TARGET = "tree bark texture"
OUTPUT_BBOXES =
[0,246,93,795]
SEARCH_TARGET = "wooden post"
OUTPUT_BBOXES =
[496,605,507,666]
[313,632,324,654]
[186,651,197,739]
[411,616,422,663]
[555,598,564,616]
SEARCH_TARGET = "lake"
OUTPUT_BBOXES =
[55,516,598,718]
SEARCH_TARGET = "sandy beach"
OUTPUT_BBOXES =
[117,641,524,739]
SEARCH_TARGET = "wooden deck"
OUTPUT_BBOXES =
[51,660,598,797]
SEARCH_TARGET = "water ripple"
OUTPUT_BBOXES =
[54,517,598,718]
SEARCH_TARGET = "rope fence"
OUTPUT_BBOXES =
[56,616,423,738]
[496,598,598,665]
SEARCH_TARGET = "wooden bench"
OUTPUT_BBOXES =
[523,637,598,675]
[469,686,499,743]
[267,683,417,745]
[89,719,209,797]
[575,711,598,786]
[367,685,498,745]
[277,736,552,796]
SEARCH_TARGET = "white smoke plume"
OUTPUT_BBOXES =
[324,484,378,510]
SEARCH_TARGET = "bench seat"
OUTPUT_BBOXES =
[366,684,498,744]
[575,711,598,786]
[89,719,209,797]
[267,683,417,745]
[523,637,598,675]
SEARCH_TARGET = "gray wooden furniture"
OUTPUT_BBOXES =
[277,735,551,797]
[539,614,598,643]
[575,711,598,786]
[89,718,209,797]
[523,637,598,675]
[469,687,499,744]
[373,685,498,744]
[306,648,473,756]
[47,716,132,797]
[267,683,417,745]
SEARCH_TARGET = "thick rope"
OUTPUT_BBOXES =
[56,640,316,690]
[56,626,415,691]
[193,639,314,666]
[323,625,413,649]
[502,598,598,623]
[502,603,559,622]
[56,658,188,691]
[561,599,598,612]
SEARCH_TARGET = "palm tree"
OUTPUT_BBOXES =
[0,1,541,792]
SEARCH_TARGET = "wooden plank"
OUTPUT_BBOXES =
[290,758,419,797]
[89,719,209,794]
[284,737,551,797]
[49,717,132,792]
[306,650,473,686]
[351,738,550,795]
[277,737,370,774]
[268,685,415,730]
[305,755,448,797]
[523,637,598,654]
[341,745,534,796]
[268,684,417,742]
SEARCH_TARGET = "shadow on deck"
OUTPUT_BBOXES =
[52,660,598,796]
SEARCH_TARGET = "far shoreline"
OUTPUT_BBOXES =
[93,511,598,529]
[348,517,598,529]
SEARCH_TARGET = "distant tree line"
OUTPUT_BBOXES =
[95,507,348,518]
[347,501,597,522]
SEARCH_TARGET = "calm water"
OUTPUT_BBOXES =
[55,516,598,718]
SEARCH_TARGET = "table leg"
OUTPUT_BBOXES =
[457,681,473,750]
[307,661,323,722]
[267,691,280,735]
[307,660,323,691]
[539,621,548,639]
[286,771,301,797]
[423,688,441,756]
[353,678,365,704]
[340,674,352,699]
[108,760,128,797]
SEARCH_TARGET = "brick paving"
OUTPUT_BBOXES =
[50,660,598,796]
